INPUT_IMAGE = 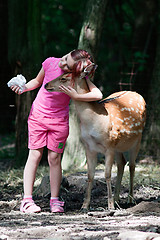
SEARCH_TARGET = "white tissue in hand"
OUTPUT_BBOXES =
[7,74,26,92]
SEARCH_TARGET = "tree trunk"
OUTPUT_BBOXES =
[8,0,43,166]
[131,0,157,100]
[78,0,108,60]
[62,0,108,171]
[142,0,160,162]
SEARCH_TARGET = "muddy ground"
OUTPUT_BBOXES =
[0,160,160,240]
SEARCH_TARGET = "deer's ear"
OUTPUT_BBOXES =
[79,60,87,73]
[82,60,88,69]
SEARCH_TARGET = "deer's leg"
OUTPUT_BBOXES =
[104,150,115,210]
[81,150,97,211]
[114,152,126,203]
[128,137,141,203]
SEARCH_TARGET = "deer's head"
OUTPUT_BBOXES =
[45,72,73,92]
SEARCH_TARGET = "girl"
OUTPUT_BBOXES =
[10,49,103,213]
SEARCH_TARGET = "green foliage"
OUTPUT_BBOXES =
[0,133,15,160]
[41,0,86,57]
[122,164,160,189]
[96,0,136,94]
[133,51,149,72]
[8,0,28,64]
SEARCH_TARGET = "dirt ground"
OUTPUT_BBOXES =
[0,162,160,240]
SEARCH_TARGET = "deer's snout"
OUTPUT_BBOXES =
[44,83,48,89]
[45,82,55,92]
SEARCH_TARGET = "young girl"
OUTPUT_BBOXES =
[10,49,103,213]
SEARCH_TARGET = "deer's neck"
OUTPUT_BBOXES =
[73,78,107,120]
[75,78,89,94]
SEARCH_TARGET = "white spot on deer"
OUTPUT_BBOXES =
[139,96,143,102]
[120,129,131,134]
[124,117,131,121]
[120,129,125,133]
[112,131,118,136]
[121,107,132,112]
[130,130,138,134]
[115,117,124,123]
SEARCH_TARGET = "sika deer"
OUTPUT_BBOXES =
[45,73,146,210]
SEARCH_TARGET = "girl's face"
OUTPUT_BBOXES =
[59,52,75,72]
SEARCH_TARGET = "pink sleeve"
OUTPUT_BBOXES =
[42,57,55,72]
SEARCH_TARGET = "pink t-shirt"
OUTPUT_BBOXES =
[31,57,71,118]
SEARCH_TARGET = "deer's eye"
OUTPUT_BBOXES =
[60,78,67,83]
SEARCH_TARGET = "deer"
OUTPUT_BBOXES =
[45,72,146,211]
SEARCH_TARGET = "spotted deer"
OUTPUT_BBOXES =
[45,73,146,211]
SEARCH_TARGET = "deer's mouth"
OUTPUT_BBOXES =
[46,88,55,92]
[45,83,55,92]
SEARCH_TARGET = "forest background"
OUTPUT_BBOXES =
[0,0,159,169]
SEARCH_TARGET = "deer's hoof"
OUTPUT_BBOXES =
[80,207,89,213]
[108,204,115,211]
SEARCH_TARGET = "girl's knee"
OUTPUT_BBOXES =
[28,149,43,163]
[48,150,61,167]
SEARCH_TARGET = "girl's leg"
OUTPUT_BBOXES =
[23,148,43,196]
[48,150,62,198]
[48,150,64,213]
[20,148,43,213]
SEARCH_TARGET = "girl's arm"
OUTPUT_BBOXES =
[10,67,45,94]
[59,78,103,102]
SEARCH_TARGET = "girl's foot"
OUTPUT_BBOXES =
[20,199,41,213]
[50,199,64,213]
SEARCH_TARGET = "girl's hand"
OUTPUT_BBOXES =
[10,85,25,95]
[59,85,78,99]
[59,78,103,102]
[7,74,26,94]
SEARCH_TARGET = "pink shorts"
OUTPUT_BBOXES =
[28,111,69,153]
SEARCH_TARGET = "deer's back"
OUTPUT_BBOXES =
[102,91,146,151]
